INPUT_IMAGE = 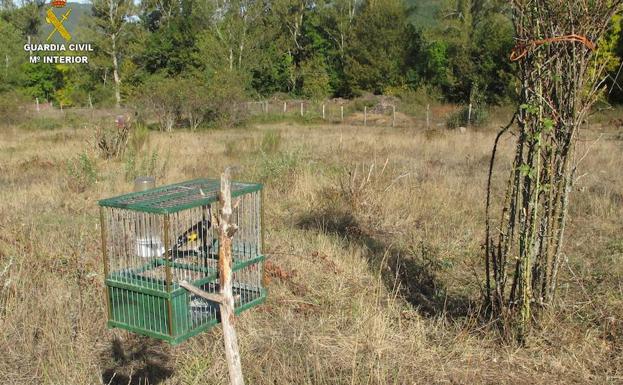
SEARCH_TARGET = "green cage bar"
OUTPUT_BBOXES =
[98,178,266,345]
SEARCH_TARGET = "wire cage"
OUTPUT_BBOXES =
[98,178,266,344]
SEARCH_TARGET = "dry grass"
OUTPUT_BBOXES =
[0,115,621,385]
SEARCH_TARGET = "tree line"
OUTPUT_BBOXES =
[1,0,622,121]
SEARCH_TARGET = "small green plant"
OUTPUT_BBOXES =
[124,149,169,182]
[66,152,98,192]
[129,122,149,154]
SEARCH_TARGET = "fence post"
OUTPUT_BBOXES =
[322,104,325,120]
[364,106,367,126]
[283,101,287,114]
[392,105,396,127]
[426,104,430,129]
[468,103,473,126]
[341,106,344,122]
[36,97,39,113]
[300,102,304,117]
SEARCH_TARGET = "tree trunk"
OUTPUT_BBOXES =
[111,35,121,109]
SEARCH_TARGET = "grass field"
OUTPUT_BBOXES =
[0,115,621,384]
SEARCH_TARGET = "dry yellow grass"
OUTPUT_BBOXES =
[0,117,621,385]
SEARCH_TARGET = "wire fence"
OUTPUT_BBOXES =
[24,98,457,130]
[239,99,453,129]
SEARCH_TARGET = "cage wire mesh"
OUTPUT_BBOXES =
[99,178,265,344]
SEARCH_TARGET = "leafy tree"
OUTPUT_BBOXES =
[345,0,417,94]
[604,14,623,103]
[0,19,24,91]
[300,55,331,100]
[21,63,63,102]
[423,0,514,103]
[2,0,44,37]
[91,0,135,107]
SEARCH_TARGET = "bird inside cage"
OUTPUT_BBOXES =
[170,205,217,265]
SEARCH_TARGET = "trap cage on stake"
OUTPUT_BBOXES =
[98,178,266,344]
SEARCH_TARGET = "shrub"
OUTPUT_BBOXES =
[94,116,131,160]
[135,76,182,132]
[204,71,249,128]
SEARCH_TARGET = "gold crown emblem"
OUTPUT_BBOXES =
[51,0,66,7]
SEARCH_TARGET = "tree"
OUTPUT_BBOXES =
[0,19,24,91]
[423,0,514,103]
[485,0,622,342]
[92,0,134,108]
[345,0,416,94]
[300,55,331,100]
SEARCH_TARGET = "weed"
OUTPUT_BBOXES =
[66,152,98,192]
[124,149,169,182]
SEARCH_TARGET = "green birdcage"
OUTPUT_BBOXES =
[98,178,266,345]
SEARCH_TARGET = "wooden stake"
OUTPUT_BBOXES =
[283,101,287,113]
[392,105,396,127]
[300,102,304,117]
[322,104,325,120]
[426,104,430,129]
[341,105,344,121]
[218,168,245,385]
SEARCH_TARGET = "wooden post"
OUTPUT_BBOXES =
[218,168,245,385]
[340,106,344,122]
[468,103,473,126]
[392,105,396,127]
[300,102,304,117]
[426,104,430,129]
[364,106,367,126]
[283,101,287,113]
[322,104,325,120]
[36,97,39,113]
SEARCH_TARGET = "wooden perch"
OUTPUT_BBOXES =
[179,280,241,304]
[179,281,225,304]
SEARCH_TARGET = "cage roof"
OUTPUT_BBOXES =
[98,178,262,214]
